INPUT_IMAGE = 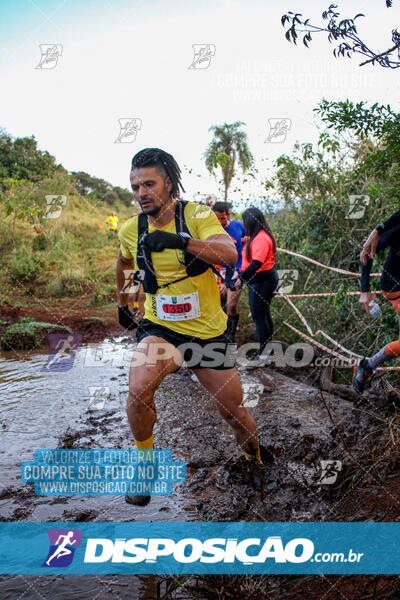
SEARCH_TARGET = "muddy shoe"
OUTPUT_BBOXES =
[248,445,274,500]
[238,353,265,370]
[247,459,267,500]
[353,358,374,394]
[125,494,151,506]
[259,444,274,464]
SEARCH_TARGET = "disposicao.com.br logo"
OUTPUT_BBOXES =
[36,528,365,572]
[0,522,384,574]
[82,536,362,565]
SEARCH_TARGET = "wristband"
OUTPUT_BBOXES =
[178,232,190,250]
[118,305,138,330]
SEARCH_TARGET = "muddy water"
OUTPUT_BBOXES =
[0,336,200,523]
[0,574,160,600]
[0,337,200,599]
[0,334,363,523]
[0,336,370,599]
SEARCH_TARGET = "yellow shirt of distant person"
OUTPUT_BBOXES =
[106,215,119,230]
[119,202,230,338]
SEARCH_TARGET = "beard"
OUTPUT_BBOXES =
[140,201,161,216]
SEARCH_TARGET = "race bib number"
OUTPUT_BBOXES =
[155,292,201,321]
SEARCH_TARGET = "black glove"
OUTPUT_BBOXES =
[118,305,138,330]
[143,230,184,252]
[227,280,239,292]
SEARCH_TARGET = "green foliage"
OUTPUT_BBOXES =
[32,234,49,251]
[281,4,400,69]
[0,171,75,237]
[103,190,119,205]
[315,99,397,138]
[71,171,111,196]
[72,171,133,207]
[0,129,65,181]
[91,291,112,306]
[263,100,400,385]
[45,270,91,297]
[8,250,45,284]
[315,100,400,196]
[1,319,71,351]
[204,122,254,201]
[82,316,107,327]
[0,178,36,234]
[113,186,134,207]
[18,317,36,324]
[1,322,39,350]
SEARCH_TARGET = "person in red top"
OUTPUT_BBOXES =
[234,207,279,360]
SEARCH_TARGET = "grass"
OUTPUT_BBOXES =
[0,191,136,309]
[1,318,72,350]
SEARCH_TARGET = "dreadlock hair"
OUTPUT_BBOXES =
[242,207,277,262]
[130,148,185,198]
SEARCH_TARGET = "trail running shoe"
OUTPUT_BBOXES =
[238,353,267,370]
[352,358,373,394]
[259,444,274,465]
[125,494,151,506]
[248,445,274,500]
[247,459,267,500]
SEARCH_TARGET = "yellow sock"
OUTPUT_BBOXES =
[243,445,262,464]
[133,434,154,449]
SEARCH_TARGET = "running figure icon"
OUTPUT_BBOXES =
[41,333,82,372]
[45,531,77,566]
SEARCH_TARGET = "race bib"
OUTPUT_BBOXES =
[155,292,201,321]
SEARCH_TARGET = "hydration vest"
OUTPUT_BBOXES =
[136,200,216,294]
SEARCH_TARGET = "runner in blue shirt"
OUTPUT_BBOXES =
[213,202,246,342]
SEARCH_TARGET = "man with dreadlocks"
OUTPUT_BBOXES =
[116,148,270,506]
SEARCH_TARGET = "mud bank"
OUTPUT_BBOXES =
[2,363,398,523]
[0,300,122,346]
[1,334,399,599]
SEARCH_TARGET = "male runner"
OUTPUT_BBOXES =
[116,148,269,505]
[106,211,119,234]
[361,209,400,263]
[205,195,217,209]
[353,209,400,393]
[213,201,246,342]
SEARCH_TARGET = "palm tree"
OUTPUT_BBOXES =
[204,121,254,202]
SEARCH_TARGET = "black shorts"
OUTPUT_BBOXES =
[136,318,236,370]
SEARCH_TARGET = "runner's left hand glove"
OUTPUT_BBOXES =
[144,230,184,252]
[118,306,138,330]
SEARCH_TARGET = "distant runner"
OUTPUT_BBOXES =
[106,211,119,234]
[353,210,400,393]
[116,148,270,505]
[234,207,279,362]
[213,201,246,342]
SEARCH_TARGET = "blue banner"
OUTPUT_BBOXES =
[0,522,399,574]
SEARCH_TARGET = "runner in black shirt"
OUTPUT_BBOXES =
[353,213,400,393]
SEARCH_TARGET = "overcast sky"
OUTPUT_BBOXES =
[1,0,399,208]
